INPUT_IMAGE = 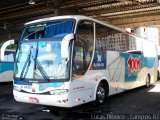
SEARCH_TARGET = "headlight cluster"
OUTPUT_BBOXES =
[50,89,68,95]
[14,85,21,92]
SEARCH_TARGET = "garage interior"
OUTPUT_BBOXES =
[0,0,160,45]
[0,1,160,117]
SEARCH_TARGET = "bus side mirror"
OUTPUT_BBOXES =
[61,34,74,59]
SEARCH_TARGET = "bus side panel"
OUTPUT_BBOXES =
[69,74,97,106]
[106,51,126,95]
[106,51,151,95]
[87,50,146,98]
[106,51,145,94]
[142,40,158,83]
[120,52,146,89]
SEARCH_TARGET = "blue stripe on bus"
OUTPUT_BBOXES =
[14,79,64,92]
[14,80,32,86]
[0,62,14,73]
[120,52,156,82]
[39,82,64,91]
[145,57,156,68]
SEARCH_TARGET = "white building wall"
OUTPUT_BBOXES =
[134,27,159,46]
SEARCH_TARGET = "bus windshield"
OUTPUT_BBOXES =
[21,19,74,40]
[15,40,71,81]
[15,19,74,82]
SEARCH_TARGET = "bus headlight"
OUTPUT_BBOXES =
[49,89,68,95]
[14,85,21,92]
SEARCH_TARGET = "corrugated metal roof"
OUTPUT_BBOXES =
[0,0,160,41]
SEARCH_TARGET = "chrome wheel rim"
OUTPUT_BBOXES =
[97,85,105,103]
[146,76,150,87]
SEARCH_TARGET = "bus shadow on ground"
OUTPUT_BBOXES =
[42,85,158,120]
[0,84,158,120]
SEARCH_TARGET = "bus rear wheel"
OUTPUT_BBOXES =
[95,83,106,105]
[146,75,150,87]
[157,71,160,81]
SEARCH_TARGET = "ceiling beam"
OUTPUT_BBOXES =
[0,1,53,15]
[96,12,160,28]
[0,12,54,31]
[0,6,54,21]
[0,0,49,12]
[98,9,160,19]
[80,1,136,12]
[116,20,160,28]
[80,2,139,16]
[119,0,140,4]
[80,0,160,17]
[60,0,118,9]
[110,14,160,25]
[93,6,160,18]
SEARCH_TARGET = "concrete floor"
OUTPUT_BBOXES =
[0,82,160,120]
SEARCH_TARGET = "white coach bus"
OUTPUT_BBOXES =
[13,15,158,107]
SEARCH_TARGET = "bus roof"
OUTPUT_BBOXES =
[25,15,92,25]
[25,15,125,33]
[24,15,147,40]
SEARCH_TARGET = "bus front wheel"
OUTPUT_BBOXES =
[95,82,106,105]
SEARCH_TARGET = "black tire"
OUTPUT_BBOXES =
[146,75,150,87]
[95,82,107,105]
[157,71,160,81]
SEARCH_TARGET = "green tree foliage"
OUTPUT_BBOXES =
[0,43,17,50]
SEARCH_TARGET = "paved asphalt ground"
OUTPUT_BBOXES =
[0,81,160,120]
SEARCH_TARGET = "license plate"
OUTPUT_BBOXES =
[29,97,39,103]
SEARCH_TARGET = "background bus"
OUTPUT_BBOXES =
[0,40,15,82]
[13,15,158,107]
[156,46,160,80]
[0,49,15,82]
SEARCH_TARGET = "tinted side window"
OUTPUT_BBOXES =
[73,20,94,80]
[96,23,130,52]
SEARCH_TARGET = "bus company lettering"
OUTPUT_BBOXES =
[39,84,48,89]
[127,56,140,76]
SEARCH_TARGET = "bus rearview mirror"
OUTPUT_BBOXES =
[61,34,74,59]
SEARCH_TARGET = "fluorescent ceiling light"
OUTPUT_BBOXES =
[29,0,35,5]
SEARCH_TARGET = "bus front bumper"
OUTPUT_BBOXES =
[13,90,73,108]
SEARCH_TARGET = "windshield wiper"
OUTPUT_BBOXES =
[34,41,49,82]
[20,47,32,79]
[35,59,49,81]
